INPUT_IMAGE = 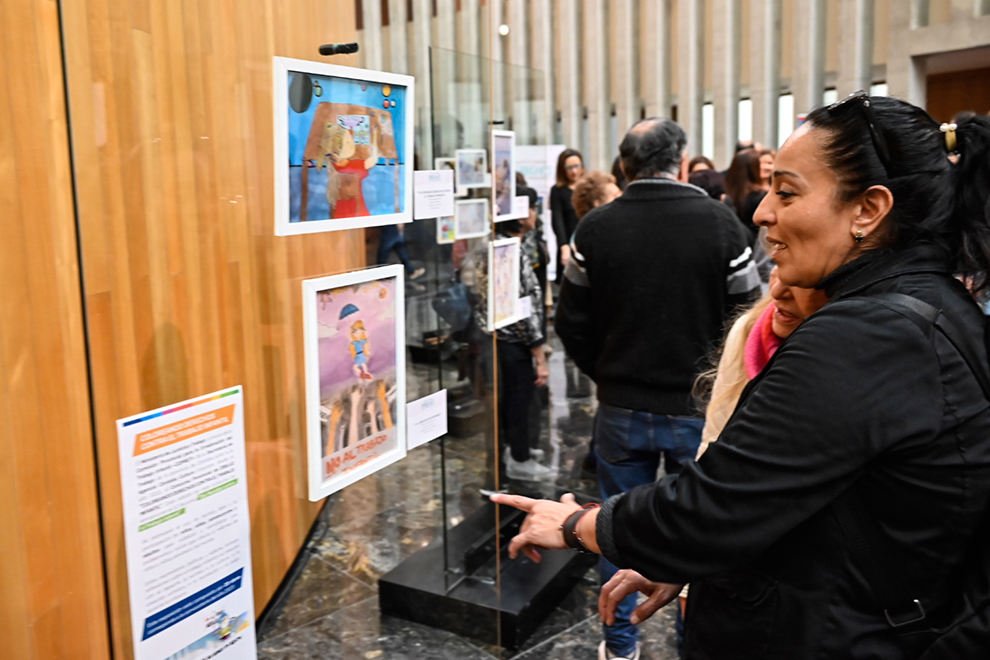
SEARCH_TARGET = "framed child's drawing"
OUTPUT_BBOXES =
[302,265,407,500]
[275,57,415,235]
[491,130,516,222]
[488,237,521,331]
[454,198,490,239]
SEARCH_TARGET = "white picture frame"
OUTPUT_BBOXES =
[303,265,407,500]
[491,130,517,222]
[488,236,522,331]
[455,148,491,189]
[454,198,490,240]
[274,57,415,236]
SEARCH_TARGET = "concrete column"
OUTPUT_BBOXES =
[792,0,827,117]
[387,0,409,74]
[952,0,977,19]
[436,0,456,50]
[361,0,384,71]
[530,0,555,143]
[506,0,531,142]
[750,0,782,148]
[677,0,705,155]
[555,0,581,148]
[887,0,927,104]
[582,0,609,169]
[712,0,742,167]
[837,0,875,96]
[610,0,638,140]
[412,0,433,164]
[642,0,672,119]
[484,0,508,123]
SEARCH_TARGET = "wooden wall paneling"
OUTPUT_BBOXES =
[60,0,362,656]
[0,0,112,658]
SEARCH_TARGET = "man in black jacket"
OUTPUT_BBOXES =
[555,117,759,660]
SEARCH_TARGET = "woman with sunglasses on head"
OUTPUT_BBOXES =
[493,95,990,659]
[550,148,585,283]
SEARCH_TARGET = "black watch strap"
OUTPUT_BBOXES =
[560,504,599,553]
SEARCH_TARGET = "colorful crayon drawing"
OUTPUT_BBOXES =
[275,58,414,235]
[303,266,407,499]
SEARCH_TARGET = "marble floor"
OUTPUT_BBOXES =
[255,336,680,659]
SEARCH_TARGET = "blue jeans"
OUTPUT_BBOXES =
[594,403,703,657]
[377,225,415,274]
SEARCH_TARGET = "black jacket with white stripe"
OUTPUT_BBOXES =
[555,177,760,416]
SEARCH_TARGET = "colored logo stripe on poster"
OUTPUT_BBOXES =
[142,568,244,640]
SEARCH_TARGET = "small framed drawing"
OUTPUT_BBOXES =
[434,157,465,198]
[455,149,491,189]
[491,130,516,222]
[303,265,407,500]
[488,236,521,331]
[437,215,456,244]
[455,198,490,239]
[274,57,415,236]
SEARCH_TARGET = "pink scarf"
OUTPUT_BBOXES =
[745,303,782,379]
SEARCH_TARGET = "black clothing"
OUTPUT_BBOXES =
[550,185,579,283]
[596,243,990,659]
[737,189,766,238]
[555,178,760,417]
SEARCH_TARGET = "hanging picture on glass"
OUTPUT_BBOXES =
[454,198,490,240]
[274,57,415,235]
[455,149,490,189]
[434,157,465,197]
[437,216,456,244]
[491,130,516,222]
[488,236,521,331]
[303,265,407,500]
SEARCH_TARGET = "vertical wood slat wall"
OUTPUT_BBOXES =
[54,0,362,656]
[0,0,112,657]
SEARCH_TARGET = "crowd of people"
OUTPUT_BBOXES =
[481,95,990,660]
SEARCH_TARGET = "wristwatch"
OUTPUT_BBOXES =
[560,503,600,553]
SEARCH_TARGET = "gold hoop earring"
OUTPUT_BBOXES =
[854,230,865,243]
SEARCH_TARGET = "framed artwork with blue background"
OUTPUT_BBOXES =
[274,57,414,235]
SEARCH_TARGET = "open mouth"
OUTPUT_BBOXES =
[767,239,787,257]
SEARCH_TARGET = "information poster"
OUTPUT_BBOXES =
[516,144,566,278]
[117,387,257,660]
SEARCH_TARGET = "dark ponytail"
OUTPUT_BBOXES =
[804,97,990,292]
[953,116,990,292]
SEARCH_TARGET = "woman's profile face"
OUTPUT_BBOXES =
[755,124,861,288]
[768,268,828,339]
[565,156,584,183]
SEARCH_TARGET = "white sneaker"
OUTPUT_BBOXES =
[529,448,545,460]
[598,641,640,660]
[505,456,553,480]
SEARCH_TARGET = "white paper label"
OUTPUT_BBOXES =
[406,389,448,449]
[414,170,456,220]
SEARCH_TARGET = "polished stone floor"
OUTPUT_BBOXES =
[256,336,680,659]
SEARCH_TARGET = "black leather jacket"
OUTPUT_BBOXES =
[596,243,990,659]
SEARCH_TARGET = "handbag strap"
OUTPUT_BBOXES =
[832,292,990,629]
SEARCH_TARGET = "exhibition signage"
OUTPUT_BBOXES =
[406,389,448,449]
[117,387,257,660]
[413,170,455,219]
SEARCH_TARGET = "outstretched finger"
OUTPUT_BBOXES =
[489,493,537,512]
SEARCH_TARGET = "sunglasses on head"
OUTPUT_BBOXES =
[826,90,892,175]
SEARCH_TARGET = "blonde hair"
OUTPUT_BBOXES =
[695,293,773,458]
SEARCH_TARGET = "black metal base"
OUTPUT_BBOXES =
[378,501,597,649]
